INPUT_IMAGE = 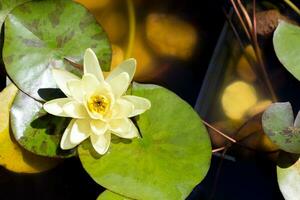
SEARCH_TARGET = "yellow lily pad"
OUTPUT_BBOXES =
[221,81,257,120]
[0,84,59,173]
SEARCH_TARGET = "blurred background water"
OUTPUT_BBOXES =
[0,0,297,199]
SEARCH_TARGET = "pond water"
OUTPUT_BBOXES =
[194,2,300,199]
[0,0,225,199]
[1,0,297,199]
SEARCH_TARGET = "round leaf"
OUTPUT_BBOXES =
[3,0,111,101]
[0,0,29,27]
[262,102,300,154]
[10,91,75,158]
[97,191,132,200]
[277,159,300,200]
[273,21,300,80]
[79,83,211,200]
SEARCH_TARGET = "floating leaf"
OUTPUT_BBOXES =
[10,91,75,158]
[262,102,300,154]
[277,158,300,200]
[273,21,300,80]
[0,84,60,173]
[79,83,211,200]
[3,0,111,101]
[97,190,132,200]
[0,0,29,27]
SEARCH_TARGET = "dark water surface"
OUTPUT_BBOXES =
[0,0,292,199]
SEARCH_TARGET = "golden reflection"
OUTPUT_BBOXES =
[145,13,198,60]
[74,0,110,11]
[247,99,272,117]
[111,45,124,69]
[221,81,257,120]
[236,45,257,82]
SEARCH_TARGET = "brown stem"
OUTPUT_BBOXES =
[229,0,251,40]
[203,118,278,154]
[237,0,253,32]
[251,0,277,102]
[223,8,272,96]
[230,0,277,102]
[202,120,237,143]
[222,8,245,48]
[212,146,227,153]
[64,58,83,70]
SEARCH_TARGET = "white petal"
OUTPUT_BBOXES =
[63,101,89,119]
[126,121,140,138]
[82,74,111,95]
[52,69,80,97]
[91,132,111,155]
[60,119,77,150]
[84,48,104,82]
[90,120,108,135]
[43,98,71,117]
[109,118,130,136]
[122,95,151,117]
[109,118,139,139]
[112,99,134,119]
[107,72,130,98]
[106,58,136,83]
[67,79,84,102]
[70,119,91,144]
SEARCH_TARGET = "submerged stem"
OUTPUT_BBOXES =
[203,118,279,154]
[125,0,136,59]
[229,0,277,102]
[252,0,277,102]
[229,0,251,40]
[283,0,300,16]
[212,146,227,153]
[202,120,237,143]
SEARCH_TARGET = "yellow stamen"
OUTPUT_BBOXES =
[87,95,109,115]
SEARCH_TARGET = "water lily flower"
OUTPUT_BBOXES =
[43,48,151,155]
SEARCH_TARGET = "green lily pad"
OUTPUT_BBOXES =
[0,0,29,27]
[273,21,300,80]
[79,83,211,200]
[262,102,300,154]
[3,0,111,101]
[10,91,75,158]
[97,191,132,200]
[277,158,300,200]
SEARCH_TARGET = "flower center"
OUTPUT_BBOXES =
[87,94,110,115]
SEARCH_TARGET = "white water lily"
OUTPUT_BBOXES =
[43,48,151,155]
